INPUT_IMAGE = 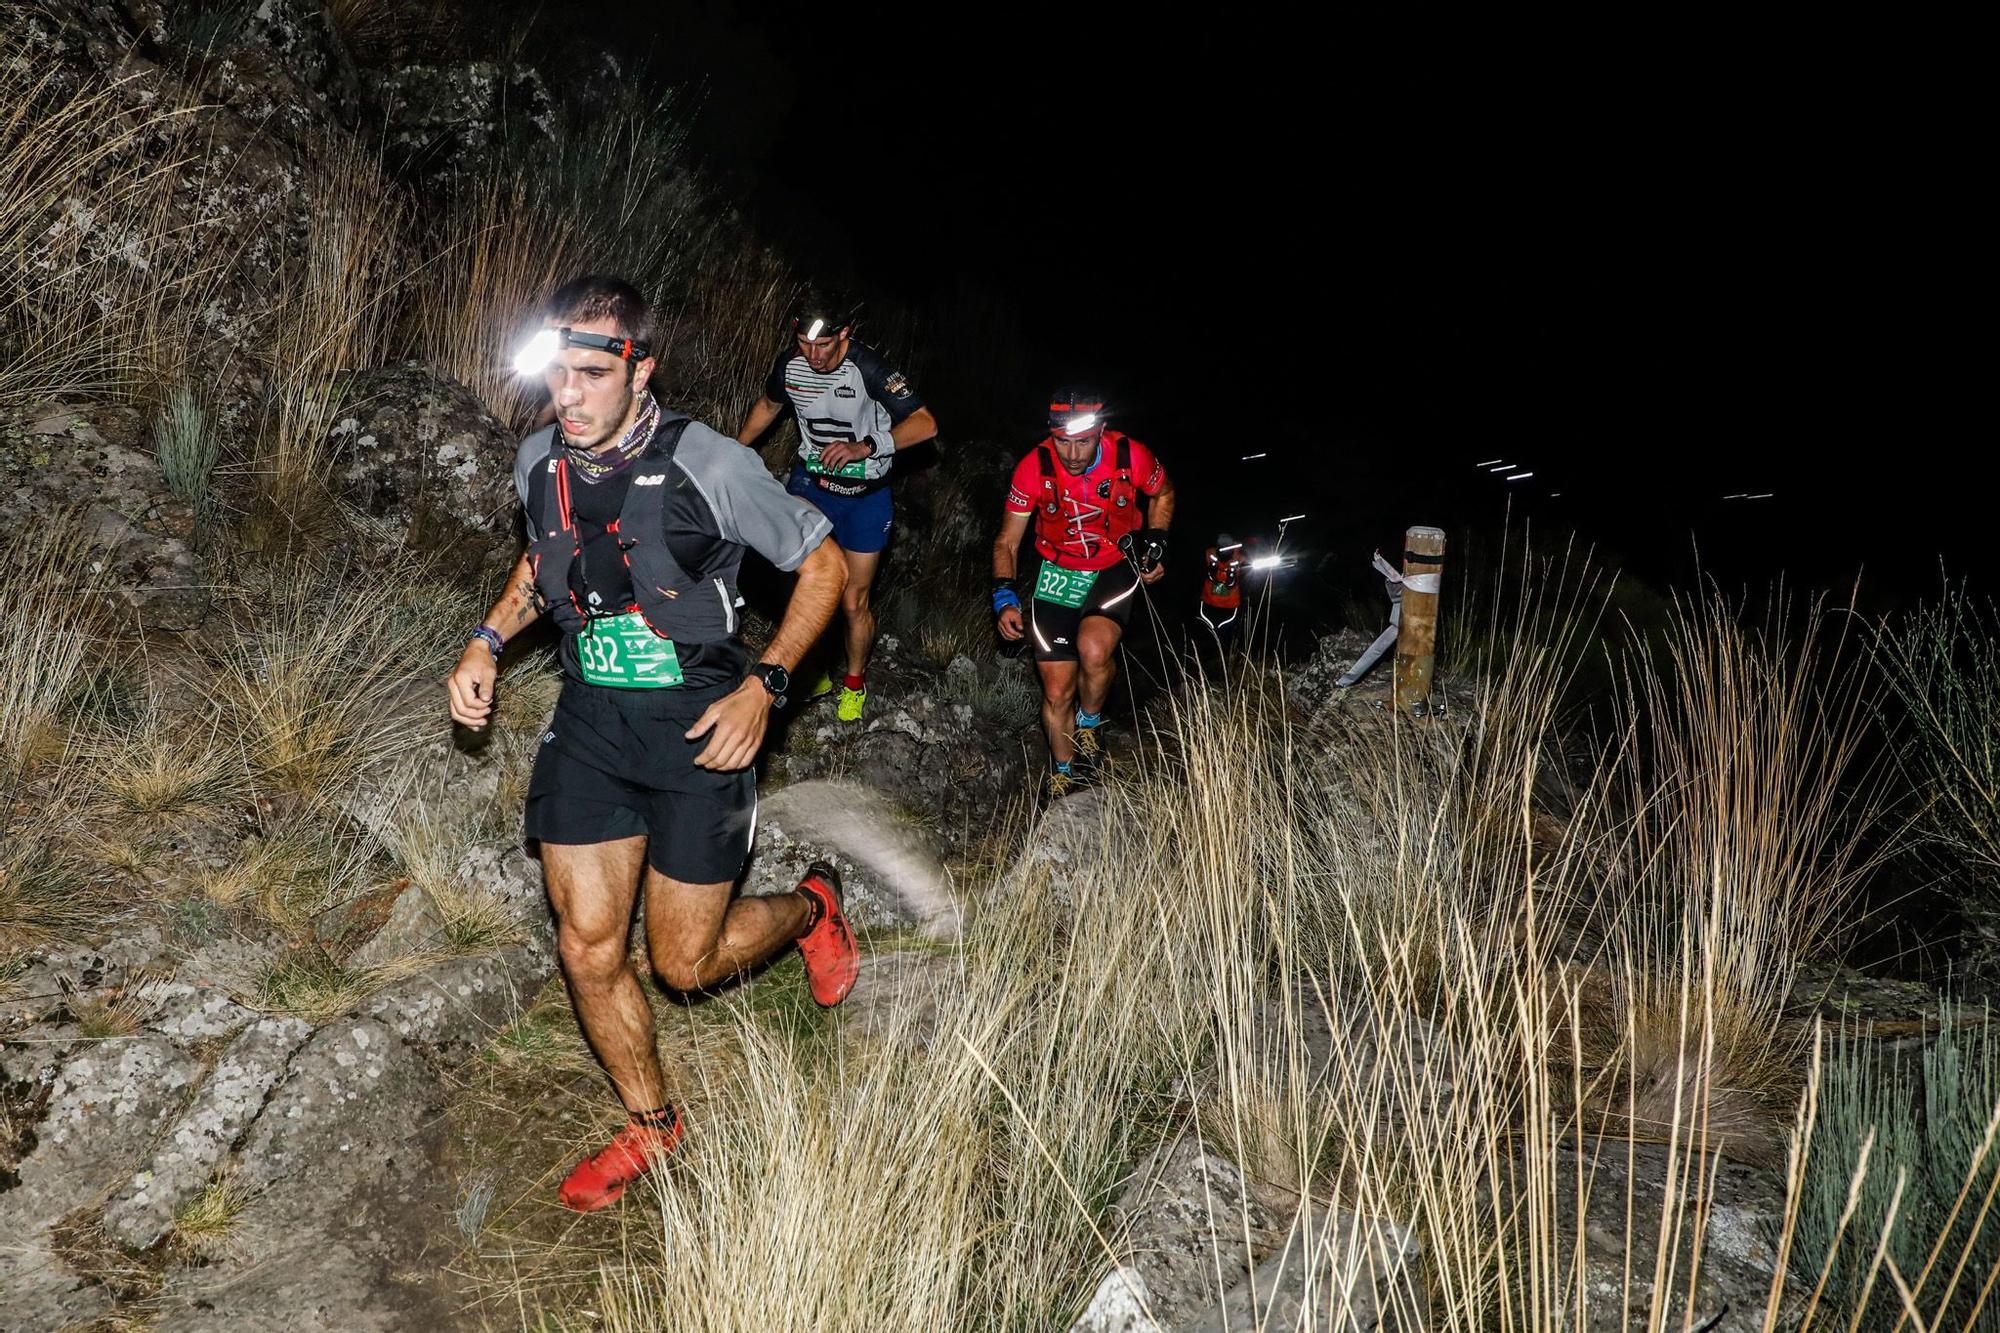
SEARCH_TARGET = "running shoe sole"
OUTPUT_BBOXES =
[797,860,859,1006]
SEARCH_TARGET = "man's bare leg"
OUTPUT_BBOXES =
[544,838,662,1114]
[1038,659,1080,766]
[840,548,882,680]
[1076,618,1121,718]
[641,871,812,993]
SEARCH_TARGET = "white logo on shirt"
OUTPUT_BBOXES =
[634,474,666,487]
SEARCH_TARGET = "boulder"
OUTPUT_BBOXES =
[329,361,522,553]
[361,60,555,182]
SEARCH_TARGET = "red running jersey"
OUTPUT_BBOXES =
[1004,431,1168,571]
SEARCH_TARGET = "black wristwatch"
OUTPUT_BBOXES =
[749,662,789,708]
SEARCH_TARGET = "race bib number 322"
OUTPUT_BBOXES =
[1033,564,1098,609]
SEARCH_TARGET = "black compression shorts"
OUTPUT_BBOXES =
[524,680,756,884]
[1026,557,1143,664]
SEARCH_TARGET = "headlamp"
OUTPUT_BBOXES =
[511,326,652,376]
[792,312,851,341]
[1049,398,1105,438]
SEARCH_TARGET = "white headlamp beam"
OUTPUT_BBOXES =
[512,329,560,376]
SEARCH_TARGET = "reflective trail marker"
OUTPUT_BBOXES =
[1393,526,1446,716]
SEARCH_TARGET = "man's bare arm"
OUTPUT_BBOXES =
[1148,474,1176,532]
[446,554,541,729]
[992,508,1031,582]
[891,406,938,448]
[684,537,846,770]
[760,536,846,669]
[735,395,786,447]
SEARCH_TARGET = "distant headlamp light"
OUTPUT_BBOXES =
[511,326,651,376]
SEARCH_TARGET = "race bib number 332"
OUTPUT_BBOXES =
[577,611,685,688]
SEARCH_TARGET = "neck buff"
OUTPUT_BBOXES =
[564,391,660,483]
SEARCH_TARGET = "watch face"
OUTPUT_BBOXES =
[759,664,789,696]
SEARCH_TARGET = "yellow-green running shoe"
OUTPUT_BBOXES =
[1044,767,1076,801]
[836,684,867,722]
[807,671,835,700]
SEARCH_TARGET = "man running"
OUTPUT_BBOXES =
[991,389,1173,798]
[734,290,939,723]
[1199,533,1246,646]
[445,275,857,1212]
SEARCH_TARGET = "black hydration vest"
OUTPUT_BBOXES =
[523,419,740,646]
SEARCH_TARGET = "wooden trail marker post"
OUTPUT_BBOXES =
[1392,526,1446,715]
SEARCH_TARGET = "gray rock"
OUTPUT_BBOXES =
[744,779,965,938]
[996,787,1113,911]
[155,1237,452,1333]
[348,881,450,970]
[1188,1209,1424,1332]
[146,983,258,1041]
[1558,1141,1789,1331]
[362,946,541,1051]
[361,61,555,182]
[232,1017,436,1213]
[0,1037,203,1330]
[329,361,521,550]
[1093,1134,1289,1329]
[1069,1267,1158,1332]
[103,1017,312,1248]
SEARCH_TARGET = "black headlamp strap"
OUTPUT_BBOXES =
[558,326,651,362]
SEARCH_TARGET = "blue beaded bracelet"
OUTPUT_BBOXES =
[470,625,505,660]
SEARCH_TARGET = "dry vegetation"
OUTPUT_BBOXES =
[7,12,2000,1332]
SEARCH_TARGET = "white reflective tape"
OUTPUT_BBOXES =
[1100,578,1140,609]
[1402,572,1442,594]
[1030,601,1051,653]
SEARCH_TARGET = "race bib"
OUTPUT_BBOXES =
[576,611,684,688]
[1033,564,1099,609]
[805,449,869,479]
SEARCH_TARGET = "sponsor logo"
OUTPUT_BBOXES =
[834,384,856,399]
[884,373,912,397]
[634,473,666,486]
[543,731,555,744]
[1097,480,1112,498]
[1054,636,1071,645]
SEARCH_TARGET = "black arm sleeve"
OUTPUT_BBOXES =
[848,342,926,426]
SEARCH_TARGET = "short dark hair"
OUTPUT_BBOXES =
[543,274,657,352]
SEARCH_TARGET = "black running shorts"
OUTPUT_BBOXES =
[524,680,757,885]
[1026,557,1143,664]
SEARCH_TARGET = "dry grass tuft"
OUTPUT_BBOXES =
[204,557,473,803]
[243,141,408,553]
[169,1172,257,1263]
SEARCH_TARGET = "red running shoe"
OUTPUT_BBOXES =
[797,861,859,1007]
[557,1111,683,1212]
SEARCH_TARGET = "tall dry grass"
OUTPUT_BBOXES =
[245,142,408,551]
[523,578,1997,1331]
[0,47,208,408]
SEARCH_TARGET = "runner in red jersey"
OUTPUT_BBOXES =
[990,389,1174,798]
[1198,533,1246,653]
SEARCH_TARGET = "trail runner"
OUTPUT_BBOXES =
[445,275,859,1212]
[991,388,1174,799]
[734,290,939,723]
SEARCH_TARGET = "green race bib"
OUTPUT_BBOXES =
[1033,564,1099,609]
[576,611,685,688]
[805,450,869,479]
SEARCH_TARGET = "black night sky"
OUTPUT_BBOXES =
[624,5,1980,615]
